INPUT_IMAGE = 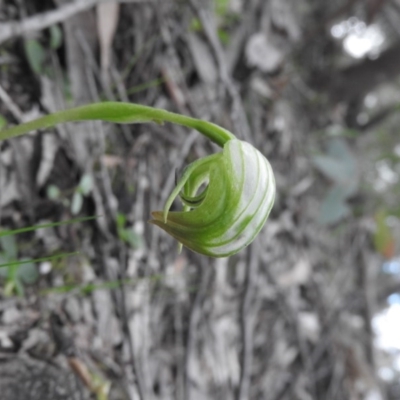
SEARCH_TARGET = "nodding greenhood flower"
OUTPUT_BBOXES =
[0,102,275,258]
[150,139,275,257]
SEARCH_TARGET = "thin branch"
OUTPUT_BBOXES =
[0,0,149,45]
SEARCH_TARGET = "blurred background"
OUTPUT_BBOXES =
[0,0,400,399]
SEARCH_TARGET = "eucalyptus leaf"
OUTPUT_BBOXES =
[318,186,351,225]
[313,138,358,196]
[313,155,349,183]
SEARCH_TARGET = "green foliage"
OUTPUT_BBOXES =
[215,0,230,17]
[116,212,142,249]
[71,191,84,215]
[0,234,38,296]
[214,0,241,46]
[189,1,240,45]
[318,186,351,225]
[0,217,94,295]
[47,184,61,200]
[217,29,230,45]
[23,27,63,77]
[313,138,358,194]
[190,17,202,32]
[49,25,63,50]
[313,138,359,225]
[24,39,46,75]
[71,174,93,215]
[47,175,93,215]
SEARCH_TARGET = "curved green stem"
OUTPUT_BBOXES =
[0,102,235,147]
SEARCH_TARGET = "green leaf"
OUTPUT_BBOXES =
[218,29,230,45]
[215,0,230,16]
[47,184,61,200]
[79,174,93,196]
[71,191,83,215]
[120,229,142,249]
[24,39,46,75]
[17,260,39,284]
[14,278,25,297]
[4,281,16,296]
[312,138,358,196]
[0,234,17,260]
[116,212,126,229]
[318,186,350,225]
[190,17,202,32]
[49,25,63,50]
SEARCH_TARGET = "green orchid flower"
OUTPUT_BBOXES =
[151,139,275,257]
[0,102,275,257]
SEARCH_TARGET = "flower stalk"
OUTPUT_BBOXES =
[0,102,275,257]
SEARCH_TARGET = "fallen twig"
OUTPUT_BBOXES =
[0,84,24,122]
